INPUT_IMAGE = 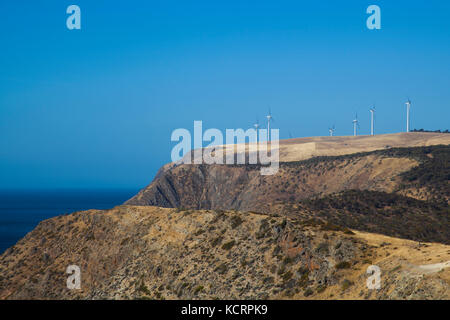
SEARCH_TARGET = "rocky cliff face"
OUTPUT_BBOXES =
[126,145,450,244]
[126,153,417,210]
[0,206,448,300]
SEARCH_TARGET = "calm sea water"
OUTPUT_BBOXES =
[0,189,139,254]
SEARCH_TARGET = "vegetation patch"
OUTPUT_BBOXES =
[221,240,236,250]
[215,263,228,274]
[302,189,450,244]
[138,282,151,295]
[211,236,223,247]
[230,216,243,229]
[255,219,271,239]
[282,271,293,282]
[341,279,353,291]
[303,288,314,297]
[335,261,351,269]
[194,285,204,294]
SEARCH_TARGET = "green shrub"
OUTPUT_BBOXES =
[335,261,351,269]
[215,263,228,274]
[194,229,204,236]
[194,286,204,294]
[282,271,293,282]
[211,236,223,247]
[316,242,329,254]
[283,256,293,265]
[230,216,243,229]
[341,279,353,291]
[316,285,326,293]
[304,288,314,297]
[138,283,151,295]
[222,240,236,250]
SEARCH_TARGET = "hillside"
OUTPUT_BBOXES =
[1,132,448,300]
[297,190,449,244]
[0,206,448,300]
[126,140,449,243]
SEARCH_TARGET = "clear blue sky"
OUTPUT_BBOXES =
[0,0,449,189]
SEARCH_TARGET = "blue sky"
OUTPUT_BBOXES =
[0,0,449,189]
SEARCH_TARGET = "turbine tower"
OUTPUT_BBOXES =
[352,113,359,136]
[254,119,260,142]
[405,99,411,132]
[369,107,375,136]
[266,109,273,141]
[329,125,336,137]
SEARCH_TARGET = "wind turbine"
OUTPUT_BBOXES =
[405,99,412,132]
[253,118,260,142]
[369,107,375,136]
[329,125,336,137]
[266,108,274,141]
[352,113,359,136]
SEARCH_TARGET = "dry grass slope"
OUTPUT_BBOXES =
[0,206,448,300]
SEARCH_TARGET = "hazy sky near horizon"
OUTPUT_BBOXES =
[0,0,449,189]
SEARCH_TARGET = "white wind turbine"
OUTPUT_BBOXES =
[352,113,359,136]
[369,107,375,136]
[266,108,274,141]
[405,99,412,132]
[329,125,336,137]
[254,118,260,142]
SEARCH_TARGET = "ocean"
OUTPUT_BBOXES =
[0,189,139,254]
